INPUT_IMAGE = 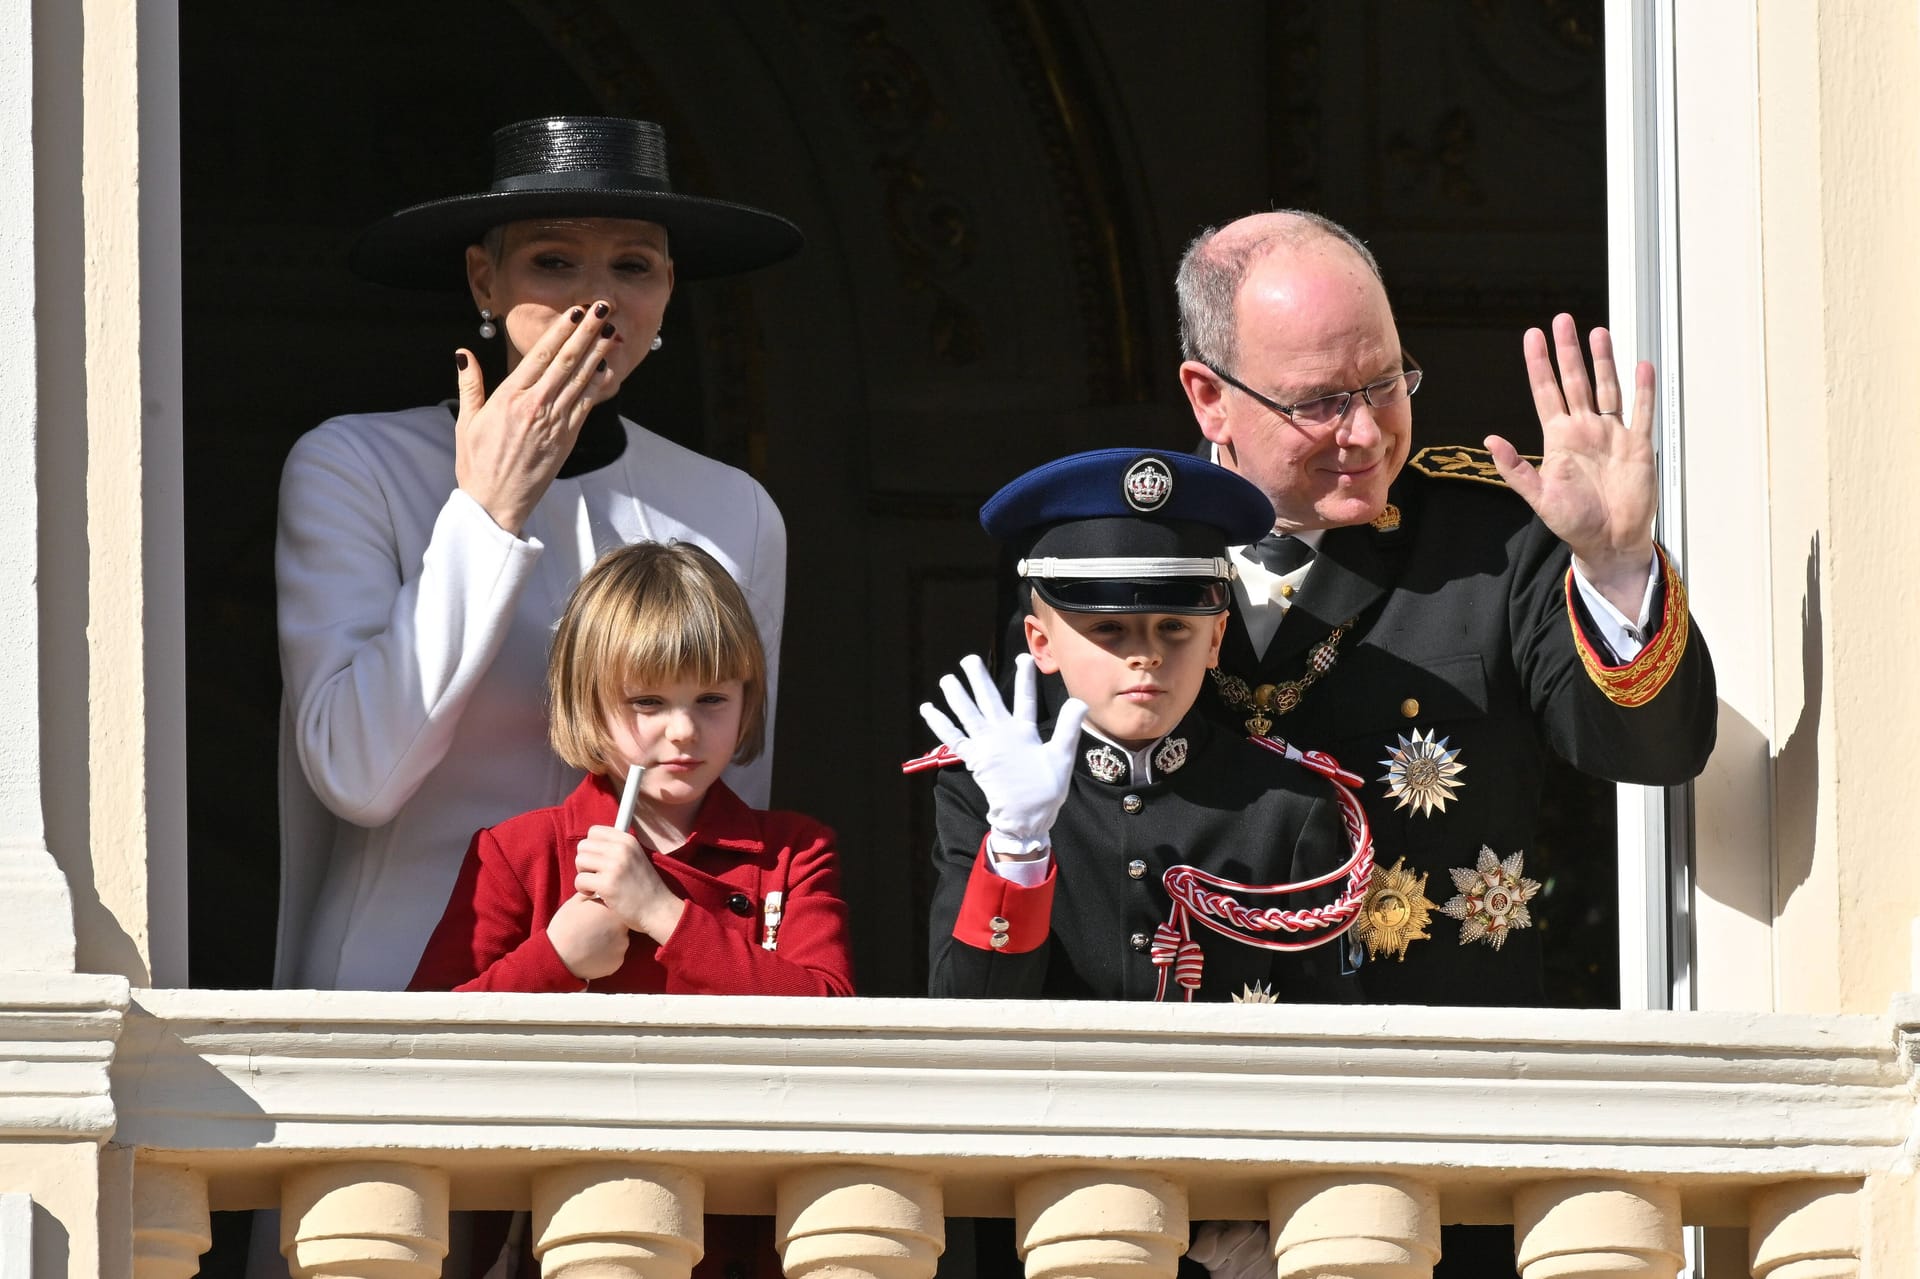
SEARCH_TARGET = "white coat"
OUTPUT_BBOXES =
[274,403,784,990]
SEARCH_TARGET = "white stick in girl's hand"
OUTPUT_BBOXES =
[614,763,645,834]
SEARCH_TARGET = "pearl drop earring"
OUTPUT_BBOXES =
[650,333,664,352]
[477,309,497,340]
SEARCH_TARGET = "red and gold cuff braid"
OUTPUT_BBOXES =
[1565,544,1690,709]
[1152,737,1375,1002]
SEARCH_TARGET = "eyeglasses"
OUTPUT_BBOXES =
[1207,357,1424,428]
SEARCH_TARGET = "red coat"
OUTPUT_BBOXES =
[410,773,855,996]
[410,774,854,1279]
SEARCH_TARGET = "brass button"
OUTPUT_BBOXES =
[1122,794,1143,814]
[989,933,1009,949]
[989,916,1010,932]
[1129,932,1150,951]
[1279,583,1294,599]
[1127,859,1147,880]
[1399,698,1420,719]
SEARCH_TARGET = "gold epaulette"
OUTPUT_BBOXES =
[1566,546,1690,707]
[1407,445,1538,489]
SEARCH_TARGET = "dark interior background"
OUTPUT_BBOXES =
[183,0,1615,1007]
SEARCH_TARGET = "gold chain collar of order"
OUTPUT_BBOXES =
[1209,617,1355,735]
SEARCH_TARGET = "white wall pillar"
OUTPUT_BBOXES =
[0,0,76,975]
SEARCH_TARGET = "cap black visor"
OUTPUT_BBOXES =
[1031,578,1231,615]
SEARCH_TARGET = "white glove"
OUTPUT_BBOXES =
[920,653,1089,854]
[1187,1220,1272,1279]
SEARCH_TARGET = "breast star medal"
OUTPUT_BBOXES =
[1439,847,1540,950]
[1352,857,1435,961]
[1378,727,1466,816]
[1230,981,1279,1004]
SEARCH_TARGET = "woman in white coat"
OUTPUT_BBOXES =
[275,116,802,992]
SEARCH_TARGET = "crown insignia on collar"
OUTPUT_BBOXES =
[1085,743,1127,784]
[1122,456,1174,511]
[1152,736,1189,777]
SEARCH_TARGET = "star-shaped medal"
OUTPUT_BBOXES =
[1378,727,1466,817]
[1439,847,1541,950]
[1352,858,1436,961]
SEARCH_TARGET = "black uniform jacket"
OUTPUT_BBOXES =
[1199,452,1717,1007]
[928,709,1355,1003]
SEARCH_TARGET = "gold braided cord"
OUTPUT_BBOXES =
[1567,546,1690,708]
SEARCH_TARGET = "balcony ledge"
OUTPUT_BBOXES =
[102,989,1914,1222]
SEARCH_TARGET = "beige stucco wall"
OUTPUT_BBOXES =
[0,1142,105,1278]
[1756,0,1920,1013]
[37,0,190,991]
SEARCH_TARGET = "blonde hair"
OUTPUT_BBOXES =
[547,541,767,776]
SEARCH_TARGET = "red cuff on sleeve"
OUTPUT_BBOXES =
[952,837,1056,954]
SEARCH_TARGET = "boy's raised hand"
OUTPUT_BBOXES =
[575,825,688,944]
[546,892,630,981]
[920,653,1089,854]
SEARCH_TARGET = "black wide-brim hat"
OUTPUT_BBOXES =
[349,116,804,289]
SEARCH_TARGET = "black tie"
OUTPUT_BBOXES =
[1251,533,1314,576]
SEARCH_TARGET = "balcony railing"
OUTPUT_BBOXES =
[15,980,1917,1276]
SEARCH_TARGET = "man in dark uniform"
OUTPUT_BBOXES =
[1171,210,1714,1005]
[1171,210,1716,1277]
[914,448,1367,1005]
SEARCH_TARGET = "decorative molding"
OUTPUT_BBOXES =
[111,989,1909,1218]
[0,972,130,1141]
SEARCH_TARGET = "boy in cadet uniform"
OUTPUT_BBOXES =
[911,447,1370,1004]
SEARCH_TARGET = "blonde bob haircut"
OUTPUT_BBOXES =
[548,540,767,776]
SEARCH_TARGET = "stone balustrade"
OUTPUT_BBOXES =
[26,989,1920,1276]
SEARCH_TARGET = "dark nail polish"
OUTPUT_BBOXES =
[597,359,608,373]
[455,351,469,371]
[600,322,615,339]
[570,308,585,324]
[593,301,609,318]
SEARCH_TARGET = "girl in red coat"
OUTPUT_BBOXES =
[411,541,853,1279]
[411,539,854,997]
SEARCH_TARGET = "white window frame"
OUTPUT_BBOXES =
[1605,0,1690,1015]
